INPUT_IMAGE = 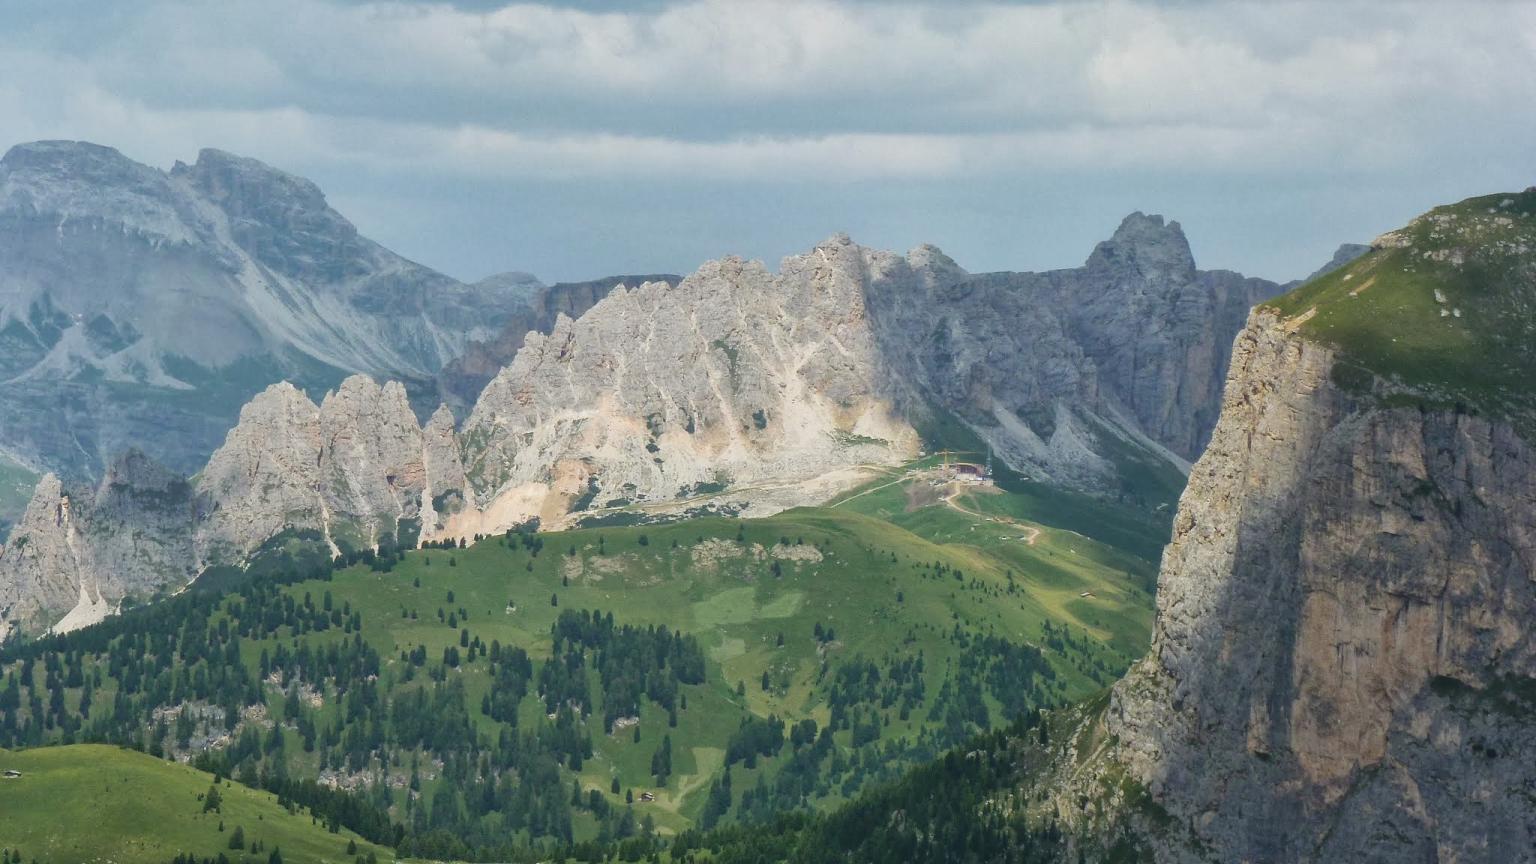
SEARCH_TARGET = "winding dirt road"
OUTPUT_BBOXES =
[942,489,1041,545]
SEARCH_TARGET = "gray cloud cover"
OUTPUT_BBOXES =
[2,0,1533,282]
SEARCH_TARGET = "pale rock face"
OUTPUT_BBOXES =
[864,213,1284,488]
[196,382,327,562]
[1102,309,1536,863]
[197,376,443,561]
[459,235,922,528]
[0,474,86,631]
[419,404,469,535]
[0,374,466,633]
[438,273,682,411]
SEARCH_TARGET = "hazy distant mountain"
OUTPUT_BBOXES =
[0,140,537,497]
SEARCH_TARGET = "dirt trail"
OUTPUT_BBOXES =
[943,490,1041,545]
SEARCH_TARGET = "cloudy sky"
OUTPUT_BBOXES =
[3,0,1533,283]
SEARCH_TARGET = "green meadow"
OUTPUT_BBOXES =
[0,744,386,863]
[0,469,1158,858]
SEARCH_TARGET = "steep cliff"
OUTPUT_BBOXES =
[0,375,472,634]
[195,376,447,563]
[456,235,924,531]
[455,222,1286,530]
[1036,189,1536,863]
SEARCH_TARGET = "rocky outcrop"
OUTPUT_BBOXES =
[993,191,1536,863]
[443,220,1295,534]
[0,374,476,634]
[438,273,681,409]
[866,214,1285,491]
[0,140,532,497]
[1071,304,1536,862]
[0,451,196,639]
[457,236,922,529]
[197,377,431,562]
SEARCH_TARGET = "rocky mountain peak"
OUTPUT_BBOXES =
[235,380,319,426]
[0,140,539,494]
[1050,196,1536,862]
[320,374,410,418]
[426,403,456,428]
[0,139,199,245]
[177,147,327,205]
[172,147,367,279]
[437,271,683,410]
[3,139,133,173]
[101,448,184,492]
[1085,211,1197,283]
[15,472,66,526]
[905,243,967,283]
[2,204,1303,637]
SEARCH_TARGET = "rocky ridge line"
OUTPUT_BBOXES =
[0,218,1307,637]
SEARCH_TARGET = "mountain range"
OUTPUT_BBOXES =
[0,140,1336,637]
[0,141,668,522]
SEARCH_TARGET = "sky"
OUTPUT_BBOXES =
[2,0,1533,284]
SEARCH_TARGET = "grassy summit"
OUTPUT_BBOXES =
[1268,188,1536,420]
[0,744,386,863]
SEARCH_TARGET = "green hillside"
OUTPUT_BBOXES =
[1269,188,1536,421]
[0,744,386,864]
[0,487,1152,860]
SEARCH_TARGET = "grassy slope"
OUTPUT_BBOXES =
[0,744,386,864]
[1268,189,1536,421]
[908,409,1177,562]
[310,505,1150,834]
[0,467,1158,849]
[829,467,1156,652]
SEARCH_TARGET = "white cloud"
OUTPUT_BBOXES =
[2,0,1531,182]
[1,0,1532,280]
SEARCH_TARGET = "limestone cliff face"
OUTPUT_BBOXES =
[458,236,922,529]
[438,273,682,410]
[451,222,1282,533]
[196,376,438,562]
[865,214,1284,491]
[1100,308,1536,862]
